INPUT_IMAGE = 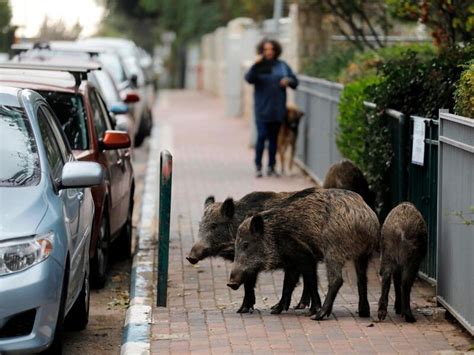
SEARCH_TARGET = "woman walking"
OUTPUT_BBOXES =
[245,38,298,177]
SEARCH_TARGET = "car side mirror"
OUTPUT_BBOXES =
[123,91,140,104]
[110,102,129,115]
[60,162,104,189]
[100,130,131,150]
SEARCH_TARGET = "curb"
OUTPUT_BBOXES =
[120,125,161,355]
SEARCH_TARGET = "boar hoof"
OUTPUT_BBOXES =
[404,313,416,323]
[294,301,309,310]
[378,309,387,321]
[237,304,254,314]
[394,303,402,315]
[358,308,370,318]
[311,308,329,321]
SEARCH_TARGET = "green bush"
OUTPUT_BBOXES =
[454,60,474,118]
[303,46,357,81]
[336,44,473,214]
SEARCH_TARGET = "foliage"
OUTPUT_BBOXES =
[454,60,474,118]
[298,0,391,50]
[303,46,357,81]
[336,44,472,212]
[0,0,11,30]
[386,0,474,47]
[37,17,83,41]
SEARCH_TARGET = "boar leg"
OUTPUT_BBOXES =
[378,267,392,321]
[401,263,418,323]
[393,268,402,314]
[354,254,371,317]
[237,275,257,313]
[302,269,321,316]
[312,260,344,320]
[271,270,299,314]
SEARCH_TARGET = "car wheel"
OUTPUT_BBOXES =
[134,110,152,147]
[116,195,134,259]
[91,213,110,289]
[42,265,68,354]
[65,264,90,331]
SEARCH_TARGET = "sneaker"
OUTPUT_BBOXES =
[255,168,263,178]
[267,167,280,177]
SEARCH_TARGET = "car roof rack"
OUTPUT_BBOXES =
[11,42,101,58]
[0,62,101,87]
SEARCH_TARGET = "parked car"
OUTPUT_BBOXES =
[78,37,154,146]
[11,41,143,146]
[0,62,135,288]
[0,86,103,352]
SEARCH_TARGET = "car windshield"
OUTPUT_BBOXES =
[0,105,40,187]
[98,53,127,84]
[37,91,88,150]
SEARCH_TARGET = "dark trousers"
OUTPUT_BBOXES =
[255,120,281,169]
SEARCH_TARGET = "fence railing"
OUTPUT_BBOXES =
[294,76,343,183]
[437,112,474,335]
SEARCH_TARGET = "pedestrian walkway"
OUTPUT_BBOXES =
[150,91,472,354]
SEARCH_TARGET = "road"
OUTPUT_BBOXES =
[62,139,149,354]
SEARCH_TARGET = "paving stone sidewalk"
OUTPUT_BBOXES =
[150,90,472,354]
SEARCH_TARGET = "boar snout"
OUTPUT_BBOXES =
[186,242,207,265]
[227,269,243,290]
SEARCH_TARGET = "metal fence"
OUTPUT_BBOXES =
[294,76,343,183]
[437,111,474,335]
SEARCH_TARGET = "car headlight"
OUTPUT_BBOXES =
[0,232,54,276]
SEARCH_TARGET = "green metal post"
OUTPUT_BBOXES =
[157,150,172,307]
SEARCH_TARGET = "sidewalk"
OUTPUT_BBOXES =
[150,91,472,354]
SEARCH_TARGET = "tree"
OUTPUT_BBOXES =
[297,0,391,51]
[386,0,473,47]
[37,17,83,41]
[0,0,11,31]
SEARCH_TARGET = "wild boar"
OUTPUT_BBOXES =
[186,187,319,313]
[228,189,380,320]
[323,160,376,210]
[378,202,427,323]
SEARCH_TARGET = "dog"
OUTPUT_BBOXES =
[278,104,304,174]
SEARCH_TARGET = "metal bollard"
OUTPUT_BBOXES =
[157,150,172,307]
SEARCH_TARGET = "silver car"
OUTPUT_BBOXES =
[0,86,103,353]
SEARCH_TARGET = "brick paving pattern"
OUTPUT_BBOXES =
[151,91,473,354]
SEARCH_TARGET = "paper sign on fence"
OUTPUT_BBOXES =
[412,117,426,166]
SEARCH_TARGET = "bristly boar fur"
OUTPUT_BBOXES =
[186,187,319,314]
[378,202,427,323]
[323,160,376,210]
[229,189,380,320]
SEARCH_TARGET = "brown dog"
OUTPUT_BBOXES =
[278,104,304,174]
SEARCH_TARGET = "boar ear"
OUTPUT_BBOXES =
[221,198,235,218]
[250,215,264,236]
[204,195,215,207]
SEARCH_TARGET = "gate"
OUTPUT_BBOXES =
[408,117,439,282]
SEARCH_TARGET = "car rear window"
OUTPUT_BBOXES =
[38,91,89,150]
[0,105,40,187]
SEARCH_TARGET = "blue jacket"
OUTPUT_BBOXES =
[245,59,298,122]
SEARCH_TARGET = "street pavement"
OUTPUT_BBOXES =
[149,90,473,354]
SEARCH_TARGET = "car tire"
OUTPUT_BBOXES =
[42,265,68,354]
[65,265,90,331]
[116,194,134,259]
[90,212,110,289]
[134,110,152,147]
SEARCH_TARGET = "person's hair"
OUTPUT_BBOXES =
[256,38,282,59]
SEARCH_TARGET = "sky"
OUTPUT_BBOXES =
[10,0,105,38]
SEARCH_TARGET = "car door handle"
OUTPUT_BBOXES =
[124,150,131,159]
[116,158,123,167]
[77,192,84,203]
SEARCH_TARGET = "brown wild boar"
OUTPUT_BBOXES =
[378,202,427,323]
[228,189,380,320]
[323,160,375,210]
[186,187,320,314]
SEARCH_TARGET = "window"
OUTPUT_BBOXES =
[37,109,64,181]
[89,90,107,139]
[40,106,71,162]
[38,91,88,150]
[0,105,40,187]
